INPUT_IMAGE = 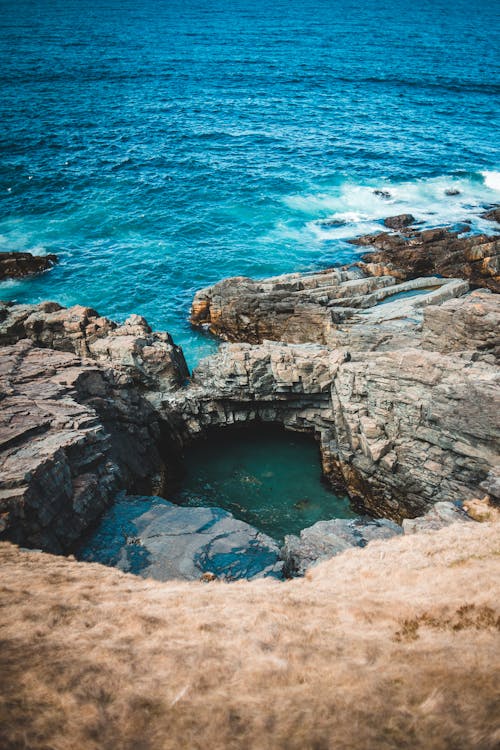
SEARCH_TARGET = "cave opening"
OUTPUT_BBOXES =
[169,422,357,542]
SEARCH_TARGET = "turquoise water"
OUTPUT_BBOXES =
[0,0,499,368]
[171,426,356,541]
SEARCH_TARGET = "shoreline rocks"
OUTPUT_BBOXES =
[352,224,500,292]
[1,213,499,573]
[0,251,58,280]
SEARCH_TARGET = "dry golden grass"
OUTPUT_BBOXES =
[1,522,499,750]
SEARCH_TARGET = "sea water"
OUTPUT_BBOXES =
[1,0,499,368]
[172,426,355,541]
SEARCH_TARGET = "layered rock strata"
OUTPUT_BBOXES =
[1,240,499,554]
[174,293,500,520]
[0,301,189,403]
[191,264,468,347]
[0,251,58,280]
[352,224,500,292]
[0,340,179,553]
[0,304,190,553]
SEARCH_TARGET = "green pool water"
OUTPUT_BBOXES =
[170,425,357,541]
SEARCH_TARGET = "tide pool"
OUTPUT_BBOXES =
[171,426,356,541]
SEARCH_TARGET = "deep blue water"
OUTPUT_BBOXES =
[1,0,499,367]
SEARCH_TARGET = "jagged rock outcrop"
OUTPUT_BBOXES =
[0,251,58,280]
[383,213,415,229]
[178,288,500,520]
[352,224,500,292]
[402,501,470,534]
[0,301,189,404]
[191,263,468,347]
[78,495,283,581]
[0,324,186,553]
[282,501,476,575]
[1,250,499,553]
[481,205,500,223]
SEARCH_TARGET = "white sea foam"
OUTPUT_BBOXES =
[481,171,500,192]
[283,173,500,246]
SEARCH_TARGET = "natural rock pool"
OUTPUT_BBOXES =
[172,425,356,541]
[76,425,357,581]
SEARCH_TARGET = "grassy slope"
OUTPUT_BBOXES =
[1,522,499,750]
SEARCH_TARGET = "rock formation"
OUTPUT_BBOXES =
[281,516,403,576]
[190,264,468,346]
[78,494,283,581]
[0,251,58,280]
[0,301,189,403]
[1,213,499,573]
[352,224,500,292]
[481,205,500,223]
[383,213,415,229]
[0,303,190,553]
[2,269,499,555]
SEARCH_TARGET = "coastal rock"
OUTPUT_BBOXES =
[0,251,58,280]
[190,262,469,347]
[402,501,470,534]
[351,224,500,292]
[481,206,500,223]
[0,301,189,402]
[0,340,177,553]
[383,214,415,229]
[281,517,402,576]
[78,495,283,581]
[1,264,499,552]
[178,284,500,521]
[421,289,500,357]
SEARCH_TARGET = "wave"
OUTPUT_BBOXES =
[282,173,500,244]
[481,171,500,192]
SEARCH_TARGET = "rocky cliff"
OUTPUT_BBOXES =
[1,215,499,558]
[1,279,499,553]
[0,303,189,553]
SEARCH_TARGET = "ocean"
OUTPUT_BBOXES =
[1,0,499,367]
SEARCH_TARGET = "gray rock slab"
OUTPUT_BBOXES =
[281,517,402,576]
[78,495,283,582]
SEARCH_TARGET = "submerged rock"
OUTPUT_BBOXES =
[78,495,283,581]
[281,517,402,576]
[0,251,58,280]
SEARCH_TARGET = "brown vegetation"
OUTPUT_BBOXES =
[1,522,499,750]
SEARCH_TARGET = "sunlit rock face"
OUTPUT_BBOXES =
[352,224,500,292]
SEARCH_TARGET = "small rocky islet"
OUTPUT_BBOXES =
[0,212,499,580]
